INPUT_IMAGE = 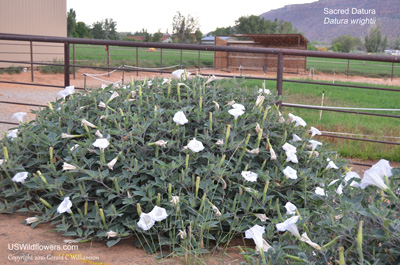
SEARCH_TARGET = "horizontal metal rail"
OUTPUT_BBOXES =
[319,133,400,146]
[282,79,400,92]
[281,103,400,118]
[0,80,85,90]
[0,101,47,108]
[1,33,400,63]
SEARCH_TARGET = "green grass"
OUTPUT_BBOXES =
[307,57,400,78]
[244,78,400,161]
[71,44,214,69]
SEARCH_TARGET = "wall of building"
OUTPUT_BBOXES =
[214,36,308,74]
[0,0,66,68]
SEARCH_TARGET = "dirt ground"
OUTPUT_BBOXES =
[1,69,399,264]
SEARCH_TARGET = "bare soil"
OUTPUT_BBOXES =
[1,69,399,264]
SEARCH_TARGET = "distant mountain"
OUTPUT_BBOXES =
[260,0,400,43]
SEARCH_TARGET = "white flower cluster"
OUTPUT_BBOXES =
[138,206,169,231]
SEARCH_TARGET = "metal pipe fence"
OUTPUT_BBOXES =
[0,33,399,166]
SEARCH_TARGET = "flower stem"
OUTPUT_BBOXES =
[224,125,231,148]
[209,112,212,131]
[177,84,181,103]
[275,198,284,222]
[262,181,269,204]
[100,149,105,164]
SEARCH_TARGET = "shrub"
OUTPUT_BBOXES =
[39,60,66,74]
[0,75,399,263]
[3,66,22,74]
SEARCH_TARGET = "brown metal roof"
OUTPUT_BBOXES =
[229,34,309,46]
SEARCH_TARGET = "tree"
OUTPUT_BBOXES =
[235,15,267,34]
[277,20,296,34]
[152,31,163,42]
[91,19,118,40]
[354,37,363,51]
[234,16,295,34]
[381,35,388,52]
[331,42,342,52]
[172,12,200,43]
[271,18,278,34]
[67,9,76,37]
[91,21,105,39]
[104,18,118,40]
[389,37,400,50]
[331,35,356,53]
[74,22,92,39]
[194,29,203,44]
[365,23,383,53]
[211,26,234,36]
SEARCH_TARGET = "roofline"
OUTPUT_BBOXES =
[230,34,309,43]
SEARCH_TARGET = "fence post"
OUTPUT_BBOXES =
[122,66,125,86]
[198,50,201,71]
[64,42,70,87]
[391,62,394,81]
[160,48,163,70]
[73,44,76,80]
[347,59,350,78]
[136,47,139,77]
[180,49,183,68]
[106,45,110,77]
[29,41,34,82]
[276,52,284,109]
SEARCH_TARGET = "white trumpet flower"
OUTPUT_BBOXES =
[310,126,322,137]
[245,224,272,252]
[170,196,180,205]
[12,112,27,122]
[81,119,97,128]
[241,171,258,182]
[292,134,302,142]
[106,230,118,239]
[284,202,297,215]
[107,157,118,170]
[12,172,29,183]
[57,197,72,214]
[62,162,77,171]
[187,138,204,152]
[155,140,168,148]
[216,139,224,145]
[283,166,297,180]
[173,111,188,125]
[228,108,245,119]
[93,138,110,150]
[300,232,321,250]
[288,113,307,127]
[276,216,300,238]
[25,217,40,224]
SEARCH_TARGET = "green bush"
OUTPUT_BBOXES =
[39,59,66,74]
[3,66,22,74]
[0,76,399,263]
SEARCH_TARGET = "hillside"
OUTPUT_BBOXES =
[260,0,400,43]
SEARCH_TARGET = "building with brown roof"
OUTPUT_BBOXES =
[215,34,309,74]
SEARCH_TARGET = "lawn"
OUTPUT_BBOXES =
[306,57,400,78]
[71,44,214,69]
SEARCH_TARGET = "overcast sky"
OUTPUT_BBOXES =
[67,0,317,34]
